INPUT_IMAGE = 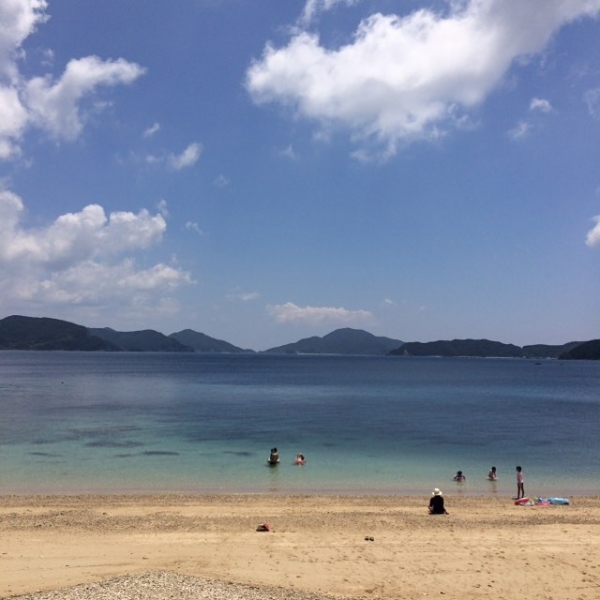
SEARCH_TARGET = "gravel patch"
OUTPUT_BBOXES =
[10,571,350,600]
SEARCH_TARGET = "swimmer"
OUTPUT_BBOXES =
[453,470,466,482]
[294,453,306,465]
[487,466,497,480]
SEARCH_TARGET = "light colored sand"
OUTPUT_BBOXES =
[1,494,599,600]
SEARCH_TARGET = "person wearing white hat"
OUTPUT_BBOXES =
[428,488,449,514]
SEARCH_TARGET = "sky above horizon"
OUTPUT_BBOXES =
[1,0,599,351]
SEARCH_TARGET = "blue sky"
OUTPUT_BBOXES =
[1,0,599,351]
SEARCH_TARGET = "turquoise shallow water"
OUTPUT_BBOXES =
[1,351,598,496]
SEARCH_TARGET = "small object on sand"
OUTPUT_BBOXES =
[364,536,374,541]
[256,523,272,532]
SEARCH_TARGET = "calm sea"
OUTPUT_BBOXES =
[0,351,598,497]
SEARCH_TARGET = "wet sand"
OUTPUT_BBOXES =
[1,494,599,600]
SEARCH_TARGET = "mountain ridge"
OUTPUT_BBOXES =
[168,329,252,353]
[263,328,404,355]
[88,327,193,353]
[0,315,118,351]
[0,315,597,358]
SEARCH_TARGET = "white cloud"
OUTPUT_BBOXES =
[300,0,362,25]
[0,1,145,158]
[267,301,374,325]
[508,120,531,140]
[0,0,48,77]
[508,97,552,140]
[247,0,600,158]
[0,86,28,159]
[185,221,204,235]
[586,215,600,247]
[143,122,161,138]
[0,190,192,313]
[530,97,552,113]
[25,56,145,140]
[168,142,202,170]
[32,260,189,304]
[145,142,202,171]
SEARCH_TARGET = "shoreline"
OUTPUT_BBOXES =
[1,490,599,499]
[2,493,599,599]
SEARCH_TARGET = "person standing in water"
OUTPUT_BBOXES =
[268,447,280,465]
[487,466,497,480]
[516,465,525,498]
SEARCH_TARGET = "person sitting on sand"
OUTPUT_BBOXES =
[268,447,280,465]
[294,453,306,465]
[487,466,497,480]
[428,488,449,514]
[453,470,466,481]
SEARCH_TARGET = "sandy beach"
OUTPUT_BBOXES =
[1,494,599,600]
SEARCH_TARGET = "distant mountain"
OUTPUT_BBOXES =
[390,339,524,358]
[1,314,595,359]
[522,342,582,359]
[169,329,251,353]
[264,328,404,355]
[88,327,193,352]
[0,315,118,351]
[559,339,600,360]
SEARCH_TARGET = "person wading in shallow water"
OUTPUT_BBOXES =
[268,447,280,465]
[453,470,466,482]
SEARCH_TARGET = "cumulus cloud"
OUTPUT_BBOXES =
[586,215,600,247]
[0,1,144,158]
[267,302,374,325]
[0,0,48,77]
[24,56,145,140]
[0,190,192,313]
[247,0,600,158]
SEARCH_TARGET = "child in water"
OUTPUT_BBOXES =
[453,470,466,481]
[487,466,497,480]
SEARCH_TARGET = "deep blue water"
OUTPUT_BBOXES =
[0,351,598,496]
